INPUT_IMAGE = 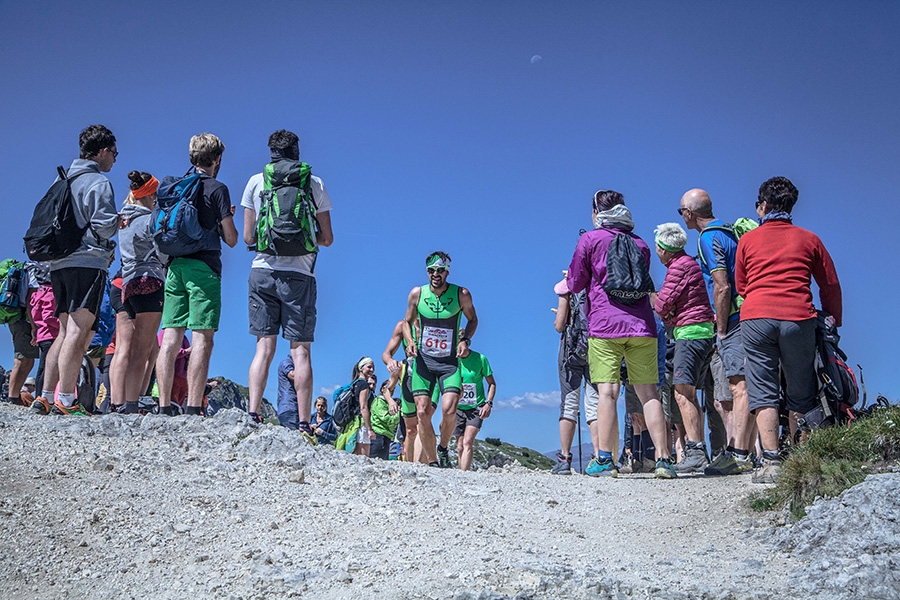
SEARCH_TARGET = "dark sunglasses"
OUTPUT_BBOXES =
[677,207,689,216]
[755,199,765,208]
[427,267,447,274]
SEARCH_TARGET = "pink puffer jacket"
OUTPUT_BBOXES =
[654,251,714,327]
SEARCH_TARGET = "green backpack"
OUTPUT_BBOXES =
[256,159,319,258]
[0,258,26,325]
[697,218,758,313]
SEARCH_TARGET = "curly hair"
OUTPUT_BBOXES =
[758,176,798,213]
[654,222,688,251]
[189,133,225,167]
[79,124,116,159]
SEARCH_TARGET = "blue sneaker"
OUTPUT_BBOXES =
[585,457,618,478]
[655,457,678,479]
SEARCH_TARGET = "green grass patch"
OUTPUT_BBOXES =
[752,406,900,519]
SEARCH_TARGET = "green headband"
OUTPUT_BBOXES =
[655,237,683,253]
[426,255,450,269]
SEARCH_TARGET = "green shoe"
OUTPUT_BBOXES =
[586,457,618,478]
[655,457,678,479]
[51,402,89,416]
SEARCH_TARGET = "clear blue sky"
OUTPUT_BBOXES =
[2,1,897,453]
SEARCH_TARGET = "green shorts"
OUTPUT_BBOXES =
[411,355,461,399]
[161,258,222,331]
[588,336,658,385]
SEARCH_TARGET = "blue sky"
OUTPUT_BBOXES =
[2,1,898,453]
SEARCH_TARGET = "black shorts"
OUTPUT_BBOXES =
[109,283,125,314]
[9,318,39,360]
[248,269,317,342]
[51,267,106,317]
[454,406,484,437]
[123,288,165,318]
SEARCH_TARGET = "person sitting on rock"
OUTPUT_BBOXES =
[309,395,337,445]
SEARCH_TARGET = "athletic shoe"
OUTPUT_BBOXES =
[248,412,264,424]
[551,452,573,475]
[586,457,618,478]
[3,397,24,406]
[655,457,678,479]
[436,445,451,468]
[618,456,635,474]
[428,461,440,468]
[703,452,753,476]
[751,458,782,484]
[674,446,710,474]
[298,423,318,446]
[632,459,650,474]
[30,396,52,416]
[51,402,89,417]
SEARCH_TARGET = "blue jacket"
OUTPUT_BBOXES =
[311,413,338,445]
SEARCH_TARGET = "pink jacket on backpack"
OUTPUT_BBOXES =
[654,251,714,328]
[29,284,59,343]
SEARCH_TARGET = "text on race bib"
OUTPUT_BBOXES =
[462,383,477,402]
[421,326,453,358]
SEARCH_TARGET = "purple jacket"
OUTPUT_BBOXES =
[567,227,656,339]
[654,251,714,328]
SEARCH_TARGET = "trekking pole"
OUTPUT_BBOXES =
[576,389,583,474]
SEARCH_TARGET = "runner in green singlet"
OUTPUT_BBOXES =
[454,346,496,471]
[382,319,436,463]
[403,251,478,468]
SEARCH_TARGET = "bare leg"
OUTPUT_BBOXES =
[403,416,418,461]
[56,308,97,397]
[290,342,313,423]
[559,417,576,455]
[109,311,133,406]
[8,357,35,401]
[673,383,704,443]
[122,312,162,404]
[634,383,671,460]
[459,425,480,471]
[155,327,185,408]
[414,395,437,464]
[438,391,460,448]
[248,335,277,414]
[185,330,214,408]
[595,382,621,453]
[755,406,780,453]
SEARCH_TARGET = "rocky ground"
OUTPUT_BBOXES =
[1,404,897,600]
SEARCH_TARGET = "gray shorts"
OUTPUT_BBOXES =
[558,350,598,422]
[742,317,817,413]
[709,349,733,402]
[717,319,745,377]
[673,337,714,386]
[248,269,317,342]
[9,318,39,360]
[454,406,483,437]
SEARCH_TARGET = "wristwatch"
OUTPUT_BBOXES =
[461,337,471,347]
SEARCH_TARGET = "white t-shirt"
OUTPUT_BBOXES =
[241,171,332,277]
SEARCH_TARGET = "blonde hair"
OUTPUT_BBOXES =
[189,133,225,167]
[123,191,138,205]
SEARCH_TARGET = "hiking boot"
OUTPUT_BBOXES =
[655,457,678,479]
[248,412,264,424]
[618,456,634,474]
[436,445,451,468]
[704,451,753,476]
[586,457,618,478]
[551,452,572,475]
[51,402,89,417]
[751,458,782,484]
[674,446,709,474]
[30,396,52,416]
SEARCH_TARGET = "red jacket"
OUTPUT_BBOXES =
[735,220,842,326]
[654,251,714,328]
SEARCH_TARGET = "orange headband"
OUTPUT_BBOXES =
[133,176,159,199]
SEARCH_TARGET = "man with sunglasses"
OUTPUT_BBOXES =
[403,251,478,467]
[33,125,120,415]
[679,188,753,476]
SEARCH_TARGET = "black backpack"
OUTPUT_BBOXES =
[332,378,364,431]
[564,290,589,364]
[23,167,90,261]
[604,233,653,305]
[797,310,859,432]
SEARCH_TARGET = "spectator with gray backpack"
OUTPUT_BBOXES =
[241,129,334,440]
[551,268,599,475]
[23,124,120,416]
[155,133,238,417]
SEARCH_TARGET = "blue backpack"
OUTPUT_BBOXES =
[332,378,364,431]
[152,170,220,257]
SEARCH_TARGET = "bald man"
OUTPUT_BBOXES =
[678,189,754,476]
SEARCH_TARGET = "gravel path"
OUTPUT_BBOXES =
[1,404,896,599]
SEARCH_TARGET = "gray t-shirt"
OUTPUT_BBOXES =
[240,170,332,277]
